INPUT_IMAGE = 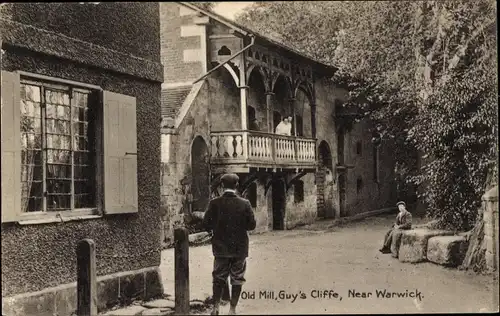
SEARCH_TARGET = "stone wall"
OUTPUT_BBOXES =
[1,1,164,309]
[483,186,498,272]
[344,119,396,216]
[159,2,205,85]
[285,174,317,229]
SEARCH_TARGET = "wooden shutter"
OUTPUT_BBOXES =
[103,91,138,214]
[1,71,21,222]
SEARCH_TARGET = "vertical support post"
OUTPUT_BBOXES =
[174,228,190,315]
[265,92,274,133]
[310,103,317,139]
[77,239,97,316]
[238,51,249,160]
[240,86,248,131]
[290,98,298,161]
[290,98,297,137]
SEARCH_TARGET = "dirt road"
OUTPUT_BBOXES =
[160,215,497,314]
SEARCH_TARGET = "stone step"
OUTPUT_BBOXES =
[427,235,469,267]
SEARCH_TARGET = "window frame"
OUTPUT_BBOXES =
[16,72,103,224]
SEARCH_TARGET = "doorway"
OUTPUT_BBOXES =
[338,172,347,217]
[271,179,286,230]
[317,141,334,218]
[191,136,210,213]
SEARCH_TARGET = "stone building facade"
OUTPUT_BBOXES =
[159,2,396,243]
[1,3,164,315]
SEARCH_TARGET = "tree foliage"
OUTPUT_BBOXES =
[237,1,498,230]
[192,2,216,12]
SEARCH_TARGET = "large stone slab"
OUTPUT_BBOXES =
[141,307,174,315]
[142,299,175,309]
[103,305,147,315]
[398,229,455,263]
[188,231,211,244]
[427,235,469,267]
[390,229,405,258]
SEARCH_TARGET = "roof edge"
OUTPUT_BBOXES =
[177,2,338,76]
[178,2,249,37]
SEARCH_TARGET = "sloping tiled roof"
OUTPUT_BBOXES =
[179,2,337,75]
[161,86,192,118]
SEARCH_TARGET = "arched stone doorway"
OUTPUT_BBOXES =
[191,136,210,213]
[317,140,334,218]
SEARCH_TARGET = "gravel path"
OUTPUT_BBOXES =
[160,215,497,314]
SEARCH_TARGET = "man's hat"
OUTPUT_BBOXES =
[221,173,239,187]
[396,201,406,207]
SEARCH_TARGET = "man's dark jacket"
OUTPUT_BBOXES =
[203,191,256,258]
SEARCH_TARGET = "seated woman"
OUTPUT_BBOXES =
[379,201,412,254]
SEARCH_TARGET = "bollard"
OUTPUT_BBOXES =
[77,239,97,316]
[174,227,190,315]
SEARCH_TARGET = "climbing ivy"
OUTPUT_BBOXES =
[237,0,498,230]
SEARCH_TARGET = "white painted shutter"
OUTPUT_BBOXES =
[103,91,138,214]
[1,71,22,222]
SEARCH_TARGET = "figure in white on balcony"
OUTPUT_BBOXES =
[275,116,293,136]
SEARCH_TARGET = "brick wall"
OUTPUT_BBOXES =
[159,2,209,119]
[159,2,205,84]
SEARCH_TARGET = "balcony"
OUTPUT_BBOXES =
[210,130,317,173]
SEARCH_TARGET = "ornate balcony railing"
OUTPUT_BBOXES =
[210,130,316,170]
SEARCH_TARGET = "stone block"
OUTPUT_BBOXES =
[390,229,405,258]
[103,305,147,315]
[189,231,210,243]
[97,276,120,312]
[484,235,495,253]
[145,268,164,300]
[142,299,175,309]
[485,251,496,272]
[54,284,77,316]
[2,291,56,316]
[141,307,174,315]
[183,49,202,63]
[398,229,455,263]
[483,210,493,224]
[180,25,202,37]
[120,271,146,303]
[427,235,469,267]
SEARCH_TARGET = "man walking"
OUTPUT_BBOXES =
[203,173,256,315]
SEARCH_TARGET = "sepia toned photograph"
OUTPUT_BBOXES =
[1,1,498,315]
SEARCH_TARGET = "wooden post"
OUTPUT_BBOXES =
[174,228,190,315]
[265,92,274,133]
[310,103,317,139]
[77,239,97,316]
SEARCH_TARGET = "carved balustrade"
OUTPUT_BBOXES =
[210,130,316,169]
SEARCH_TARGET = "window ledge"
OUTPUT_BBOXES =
[17,212,102,225]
